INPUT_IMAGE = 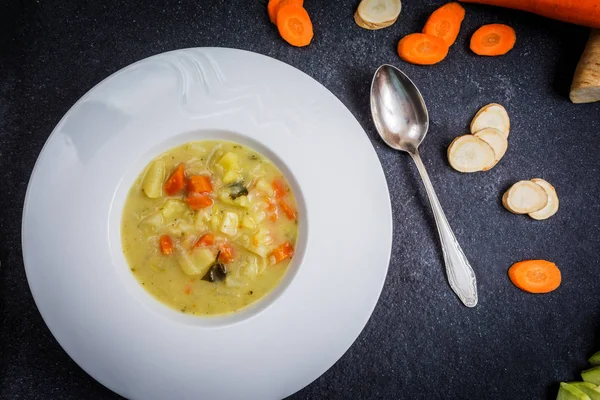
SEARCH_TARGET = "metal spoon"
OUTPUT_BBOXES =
[370,64,478,307]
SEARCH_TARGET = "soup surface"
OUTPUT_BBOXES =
[122,140,298,316]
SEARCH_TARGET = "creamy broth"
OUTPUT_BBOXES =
[121,141,298,316]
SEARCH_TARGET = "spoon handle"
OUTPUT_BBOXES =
[409,151,478,307]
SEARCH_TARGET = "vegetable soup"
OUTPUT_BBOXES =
[121,141,298,316]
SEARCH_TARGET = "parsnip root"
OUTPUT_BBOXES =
[355,0,402,30]
[528,179,559,220]
[447,135,496,173]
[502,180,548,214]
[570,29,600,104]
[473,127,508,166]
[470,103,510,139]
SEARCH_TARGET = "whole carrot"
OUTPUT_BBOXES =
[459,0,600,29]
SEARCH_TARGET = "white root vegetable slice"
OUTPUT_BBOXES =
[355,0,401,30]
[528,179,559,220]
[473,127,508,165]
[502,180,548,214]
[570,29,600,104]
[470,103,510,139]
[447,135,496,173]
[142,159,166,199]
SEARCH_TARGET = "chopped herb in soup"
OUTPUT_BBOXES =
[121,141,298,316]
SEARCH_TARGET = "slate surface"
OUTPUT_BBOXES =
[1,1,600,399]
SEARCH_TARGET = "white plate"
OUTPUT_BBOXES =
[22,48,392,400]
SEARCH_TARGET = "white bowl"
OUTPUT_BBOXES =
[22,48,392,400]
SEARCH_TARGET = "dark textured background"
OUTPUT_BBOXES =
[2,0,600,399]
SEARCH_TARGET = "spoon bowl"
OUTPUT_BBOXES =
[370,64,478,307]
[370,65,429,153]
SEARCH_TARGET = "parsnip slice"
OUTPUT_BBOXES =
[473,127,508,165]
[528,179,559,220]
[355,0,401,30]
[502,180,548,214]
[447,135,496,173]
[354,7,397,30]
[470,103,510,139]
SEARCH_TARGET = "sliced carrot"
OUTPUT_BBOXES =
[268,0,283,23]
[268,0,304,24]
[159,235,173,255]
[470,24,516,56]
[270,242,294,264]
[186,194,213,210]
[278,0,304,9]
[194,233,215,248]
[423,2,465,47]
[272,178,287,199]
[164,164,186,196]
[187,175,213,194]
[278,199,296,220]
[442,1,465,18]
[397,33,449,65]
[218,243,235,264]
[508,260,561,294]
[276,3,313,47]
